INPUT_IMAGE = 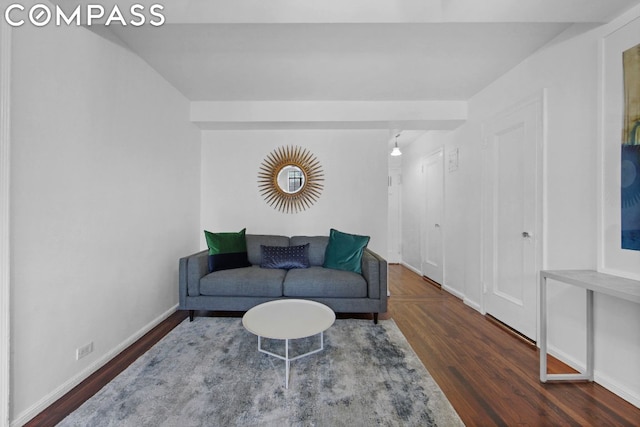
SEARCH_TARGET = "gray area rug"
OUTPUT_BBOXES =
[59,317,464,426]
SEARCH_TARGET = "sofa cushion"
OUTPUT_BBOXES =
[323,229,370,274]
[260,244,310,269]
[283,266,367,298]
[200,266,285,297]
[290,236,329,266]
[204,228,251,272]
[246,234,290,265]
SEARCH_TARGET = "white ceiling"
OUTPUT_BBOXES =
[110,23,574,101]
[78,0,640,134]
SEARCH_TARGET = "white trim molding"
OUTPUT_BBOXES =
[0,17,12,427]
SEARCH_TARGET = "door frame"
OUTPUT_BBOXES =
[420,147,445,285]
[480,90,546,341]
[1,19,12,427]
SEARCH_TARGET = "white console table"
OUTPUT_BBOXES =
[539,270,640,382]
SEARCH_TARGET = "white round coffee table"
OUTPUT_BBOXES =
[242,299,335,388]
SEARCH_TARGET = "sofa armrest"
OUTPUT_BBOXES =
[361,249,388,302]
[178,250,209,300]
[179,256,188,308]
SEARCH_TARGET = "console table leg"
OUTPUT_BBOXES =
[540,275,548,382]
[539,271,608,382]
[586,289,594,381]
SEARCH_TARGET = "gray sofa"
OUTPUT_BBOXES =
[178,234,387,323]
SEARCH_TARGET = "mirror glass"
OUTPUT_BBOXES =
[277,165,305,194]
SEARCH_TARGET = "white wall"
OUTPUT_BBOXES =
[9,24,201,424]
[401,16,640,405]
[201,130,388,256]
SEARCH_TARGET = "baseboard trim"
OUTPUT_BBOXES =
[400,262,421,276]
[545,343,586,374]
[443,284,465,300]
[12,304,179,427]
[546,343,640,409]
[463,298,481,313]
[594,371,640,409]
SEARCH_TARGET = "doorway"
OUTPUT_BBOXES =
[481,94,544,341]
[421,149,444,285]
[387,166,402,263]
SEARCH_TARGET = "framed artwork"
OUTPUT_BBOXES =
[621,43,640,250]
[599,15,640,278]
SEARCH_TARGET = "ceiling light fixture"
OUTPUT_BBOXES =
[390,133,402,156]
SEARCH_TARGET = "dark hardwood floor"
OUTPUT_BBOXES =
[386,265,640,426]
[26,265,640,426]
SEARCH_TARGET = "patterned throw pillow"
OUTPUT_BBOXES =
[260,244,310,269]
[323,228,370,274]
[204,228,251,272]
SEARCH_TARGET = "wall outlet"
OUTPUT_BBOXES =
[76,342,94,360]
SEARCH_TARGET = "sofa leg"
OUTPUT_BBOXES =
[373,313,378,324]
[189,310,194,322]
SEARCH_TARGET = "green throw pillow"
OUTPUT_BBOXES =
[323,228,370,274]
[204,228,251,272]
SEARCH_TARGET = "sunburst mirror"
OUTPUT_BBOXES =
[258,146,324,213]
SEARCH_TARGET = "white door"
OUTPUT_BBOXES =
[387,167,402,263]
[482,95,543,341]
[421,149,444,284]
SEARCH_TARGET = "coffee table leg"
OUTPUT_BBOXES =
[256,333,325,389]
[285,339,290,389]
